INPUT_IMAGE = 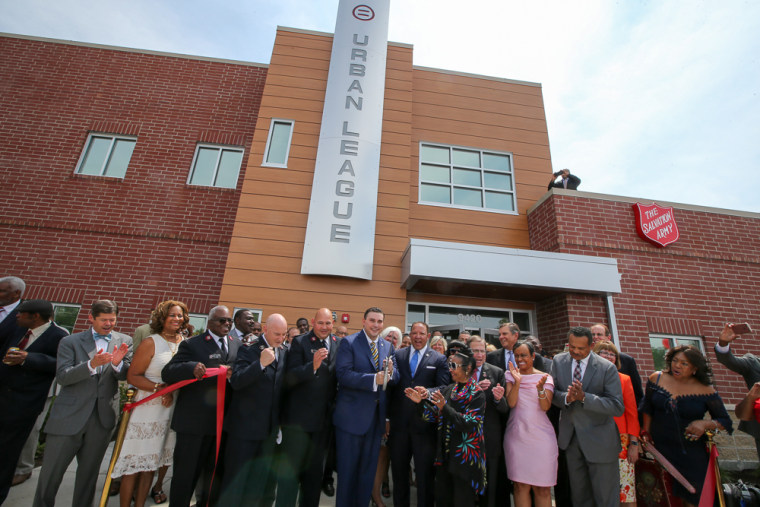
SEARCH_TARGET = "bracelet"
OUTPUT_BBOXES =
[154,383,159,392]
[538,389,546,395]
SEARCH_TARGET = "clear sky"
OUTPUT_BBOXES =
[3,0,759,212]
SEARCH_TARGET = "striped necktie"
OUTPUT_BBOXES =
[573,359,582,383]
[370,340,379,370]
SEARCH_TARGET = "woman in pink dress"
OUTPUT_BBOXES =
[504,341,557,507]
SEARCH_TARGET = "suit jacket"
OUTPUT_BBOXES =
[281,331,340,433]
[477,362,509,457]
[45,329,133,436]
[388,346,450,434]
[0,322,68,422]
[162,331,241,436]
[333,329,397,436]
[486,348,510,371]
[548,174,581,190]
[613,373,640,438]
[0,308,25,352]
[619,352,644,406]
[715,345,760,439]
[225,334,287,440]
[550,351,623,463]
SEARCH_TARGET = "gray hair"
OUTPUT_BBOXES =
[380,326,402,344]
[208,305,229,320]
[0,276,26,297]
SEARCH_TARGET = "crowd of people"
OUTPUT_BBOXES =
[0,274,758,507]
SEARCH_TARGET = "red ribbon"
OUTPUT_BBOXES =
[123,366,228,462]
[698,440,720,507]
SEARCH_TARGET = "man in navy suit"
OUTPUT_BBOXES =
[486,322,521,371]
[0,300,68,504]
[0,276,26,348]
[277,308,340,507]
[333,307,397,507]
[388,321,449,507]
[162,305,241,507]
[220,313,288,506]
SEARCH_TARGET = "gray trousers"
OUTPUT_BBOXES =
[565,434,620,507]
[32,409,113,507]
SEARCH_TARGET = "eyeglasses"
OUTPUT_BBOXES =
[448,361,462,370]
[214,318,233,325]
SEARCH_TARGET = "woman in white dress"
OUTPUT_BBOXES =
[111,300,188,507]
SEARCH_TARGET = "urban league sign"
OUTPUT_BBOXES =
[301,1,390,279]
[633,202,680,247]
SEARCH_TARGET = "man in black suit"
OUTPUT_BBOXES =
[715,322,760,457]
[470,336,509,507]
[221,313,288,506]
[276,308,339,507]
[162,305,241,507]
[590,323,643,405]
[547,169,581,190]
[486,322,520,371]
[388,321,449,507]
[0,300,68,504]
[0,276,26,348]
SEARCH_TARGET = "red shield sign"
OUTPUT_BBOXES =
[633,203,680,247]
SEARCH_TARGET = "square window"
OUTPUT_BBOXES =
[419,142,517,213]
[189,314,208,336]
[649,334,705,371]
[263,119,294,167]
[188,144,244,189]
[52,303,81,333]
[75,133,136,178]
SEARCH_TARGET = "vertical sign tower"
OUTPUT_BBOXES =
[300,1,390,279]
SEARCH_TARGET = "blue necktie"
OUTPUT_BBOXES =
[94,333,112,342]
[410,349,420,377]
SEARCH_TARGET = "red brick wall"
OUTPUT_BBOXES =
[0,35,267,332]
[528,191,760,402]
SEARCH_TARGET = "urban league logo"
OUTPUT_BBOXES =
[353,4,375,21]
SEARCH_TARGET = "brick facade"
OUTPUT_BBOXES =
[528,190,760,403]
[0,34,267,331]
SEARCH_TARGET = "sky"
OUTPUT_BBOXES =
[2,0,759,212]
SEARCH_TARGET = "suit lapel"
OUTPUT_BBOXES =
[82,330,97,361]
[582,353,599,386]
[328,335,338,364]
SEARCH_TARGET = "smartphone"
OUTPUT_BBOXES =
[731,323,752,335]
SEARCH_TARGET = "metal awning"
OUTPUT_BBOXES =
[401,239,621,295]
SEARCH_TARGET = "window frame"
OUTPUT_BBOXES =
[51,303,81,334]
[648,333,706,372]
[74,132,137,178]
[418,141,518,215]
[188,313,208,336]
[186,143,245,189]
[262,118,295,168]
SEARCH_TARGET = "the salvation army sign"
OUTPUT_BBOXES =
[633,203,680,247]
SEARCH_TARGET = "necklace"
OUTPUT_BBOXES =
[160,333,183,356]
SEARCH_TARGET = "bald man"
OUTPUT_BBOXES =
[276,308,340,507]
[221,313,289,505]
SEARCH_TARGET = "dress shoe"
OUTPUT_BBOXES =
[11,472,31,486]
[322,482,335,497]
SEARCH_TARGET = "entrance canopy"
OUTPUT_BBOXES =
[401,239,621,296]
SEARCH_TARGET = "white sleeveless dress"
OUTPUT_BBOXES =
[111,334,181,477]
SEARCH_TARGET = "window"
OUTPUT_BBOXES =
[649,334,705,371]
[262,119,294,167]
[52,303,81,333]
[187,144,244,188]
[418,142,517,213]
[75,133,136,178]
[188,313,208,336]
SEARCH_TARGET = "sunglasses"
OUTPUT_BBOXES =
[214,318,233,324]
[448,361,462,370]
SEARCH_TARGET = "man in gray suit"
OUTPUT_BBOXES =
[551,326,623,507]
[715,322,760,457]
[33,300,132,507]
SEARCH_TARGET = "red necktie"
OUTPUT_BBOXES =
[17,330,33,350]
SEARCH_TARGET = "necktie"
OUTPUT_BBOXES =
[573,359,582,383]
[94,332,112,342]
[507,351,514,369]
[410,349,420,377]
[18,330,33,350]
[472,367,480,382]
[219,337,228,361]
[370,341,379,370]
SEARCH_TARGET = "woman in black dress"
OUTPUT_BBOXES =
[641,345,732,506]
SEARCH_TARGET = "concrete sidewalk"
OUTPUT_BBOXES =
[5,441,345,506]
